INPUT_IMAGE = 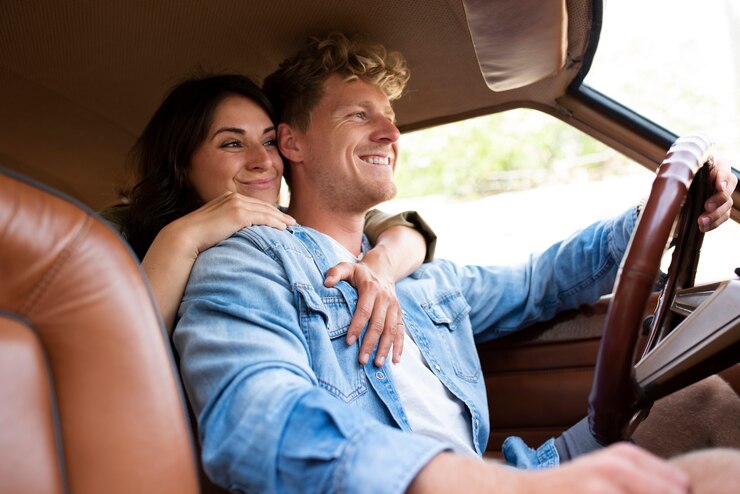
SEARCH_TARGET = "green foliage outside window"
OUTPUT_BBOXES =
[395,109,629,199]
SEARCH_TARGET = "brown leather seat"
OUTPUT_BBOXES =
[0,168,200,494]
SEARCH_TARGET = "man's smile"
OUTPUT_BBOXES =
[358,154,393,168]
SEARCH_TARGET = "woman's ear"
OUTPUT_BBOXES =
[278,123,303,163]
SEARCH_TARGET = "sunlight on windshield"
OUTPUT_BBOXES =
[586,0,740,163]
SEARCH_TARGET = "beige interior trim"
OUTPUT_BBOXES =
[635,280,740,389]
[464,0,567,91]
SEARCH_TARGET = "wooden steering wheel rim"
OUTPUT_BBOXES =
[587,134,714,445]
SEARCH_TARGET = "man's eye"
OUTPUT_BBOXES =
[352,111,367,120]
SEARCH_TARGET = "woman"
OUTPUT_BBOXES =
[108,74,435,367]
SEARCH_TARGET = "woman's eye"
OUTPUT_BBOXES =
[264,138,277,148]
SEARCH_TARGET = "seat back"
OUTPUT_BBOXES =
[0,168,199,494]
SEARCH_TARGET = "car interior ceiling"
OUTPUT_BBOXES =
[1,0,592,210]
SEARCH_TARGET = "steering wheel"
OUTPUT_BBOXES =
[586,133,716,445]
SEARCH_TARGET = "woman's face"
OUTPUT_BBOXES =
[189,95,283,204]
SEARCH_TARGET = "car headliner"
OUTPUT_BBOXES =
[0,0,594,209]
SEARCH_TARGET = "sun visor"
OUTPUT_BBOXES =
[463,0,568,92]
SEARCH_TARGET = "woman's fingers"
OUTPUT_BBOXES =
[323,262,352,288]
[325,262,404,366]
[392,307,404,364]
[226,193,295,226]
[349,280,378,355]
[370,298,397,367]
[324,263,374,348]
[180,192,295,253]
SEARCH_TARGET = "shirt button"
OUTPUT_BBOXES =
[474,419,480,428]
[375,371,385,380]
[434,364,441,372]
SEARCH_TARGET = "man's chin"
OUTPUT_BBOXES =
[385,183,398,201]
[371,183,398,206]
[344,191,396,214]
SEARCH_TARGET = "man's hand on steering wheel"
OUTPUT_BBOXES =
[699,157,737,232]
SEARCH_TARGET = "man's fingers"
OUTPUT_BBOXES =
[712,159,737,192]
[558,444,691,494]
[699,191,733,232]
[621,445,690,493]
[699,214,729,232]
[703,191,732,214]
[700,159,736,233]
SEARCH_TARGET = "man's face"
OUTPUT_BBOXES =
[294,75,400,212]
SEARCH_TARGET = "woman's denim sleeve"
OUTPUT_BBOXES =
[458,207,638,341]
[173,232,447,494]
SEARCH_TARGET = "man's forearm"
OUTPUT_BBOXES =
[408,444,691,494]
[461,206,638,337]
[407,453,518,493]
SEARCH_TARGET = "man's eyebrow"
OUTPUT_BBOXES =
[211,126,275,139]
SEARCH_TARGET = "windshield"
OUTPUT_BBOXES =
[585,0,740,163]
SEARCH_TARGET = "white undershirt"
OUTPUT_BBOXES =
[327,236,477,456]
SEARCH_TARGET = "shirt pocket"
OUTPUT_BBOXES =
[294,283,367,403]
[421,290,480,382]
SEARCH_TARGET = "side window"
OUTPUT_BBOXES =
[386,109,739,284]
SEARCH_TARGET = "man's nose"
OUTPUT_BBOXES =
[371,117,400,143]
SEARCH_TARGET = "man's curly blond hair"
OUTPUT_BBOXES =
[263,32,410,132]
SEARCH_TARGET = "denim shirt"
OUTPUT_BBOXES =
[174,207,637,494]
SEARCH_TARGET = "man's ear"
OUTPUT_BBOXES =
[278,123,303,163]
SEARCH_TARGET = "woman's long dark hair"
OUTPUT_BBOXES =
[121,74,275,260]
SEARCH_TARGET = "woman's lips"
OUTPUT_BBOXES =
[238,177,276,189]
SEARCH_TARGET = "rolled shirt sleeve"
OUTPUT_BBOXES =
[364,209,438,262]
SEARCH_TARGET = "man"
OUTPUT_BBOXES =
[174,34,739,493]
